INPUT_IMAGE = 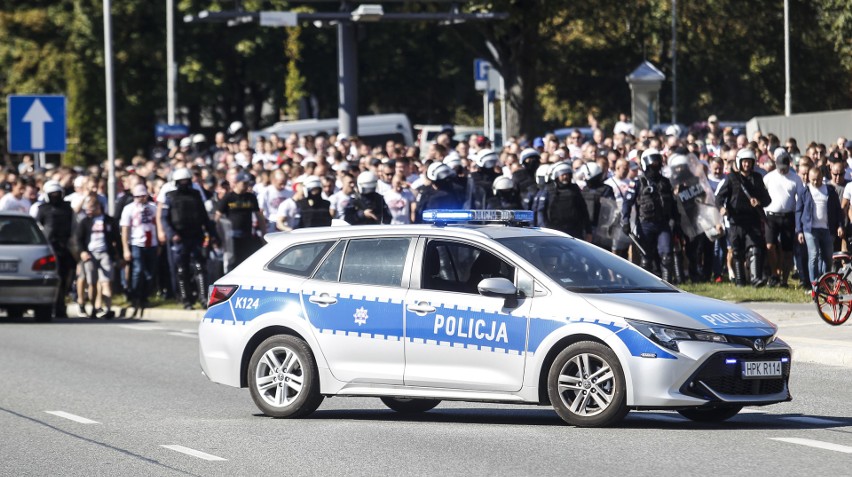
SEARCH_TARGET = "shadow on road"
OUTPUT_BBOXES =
[281,407,852,431]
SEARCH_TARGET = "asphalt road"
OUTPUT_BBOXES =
[2,316,852,477]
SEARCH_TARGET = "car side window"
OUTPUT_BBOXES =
[313,241,346,282]
[339,238,411,287]
[421,240,515,294]
[267,241,334,277]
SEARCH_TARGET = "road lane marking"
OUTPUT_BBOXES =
[161,445,227,461]
[771,438,852,454]
[44,411,100,424]
[781,416,844,426]
[167,332,197,339]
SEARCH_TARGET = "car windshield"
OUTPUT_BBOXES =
[0,216,46,245]
[497,236,675,294]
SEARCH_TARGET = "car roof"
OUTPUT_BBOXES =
[264,224,562,244]
[0,211,34,219]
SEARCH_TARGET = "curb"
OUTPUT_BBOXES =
[65,304,204,322]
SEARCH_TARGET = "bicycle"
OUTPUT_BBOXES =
[812,251,852,326]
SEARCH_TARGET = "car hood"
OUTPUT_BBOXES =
[581,292,777,336]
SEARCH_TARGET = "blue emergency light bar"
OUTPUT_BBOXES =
[422,209,534,225]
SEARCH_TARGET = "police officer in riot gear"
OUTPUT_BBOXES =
[161,168,217,309]
[470,149,500,208]
[579,162,615,247]
[35,180,75,318]
[443,152,475,208]
[415,162,463,223]
[621,148,679,281]
[344,171,391,225]
[530,164,551,227]
[538,162,591,240]
[296,176,333,228]
[486,176,523,210]
[715,148,771,287]
[515,148,542,208]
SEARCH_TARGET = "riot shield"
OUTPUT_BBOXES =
[671,154,721,239]
[592,197,619,250]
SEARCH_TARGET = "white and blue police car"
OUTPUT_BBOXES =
[200,210,791,427]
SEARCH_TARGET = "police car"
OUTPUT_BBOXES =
[199,210,791,427]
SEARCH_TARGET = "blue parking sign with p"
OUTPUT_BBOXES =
[7,95,67,153]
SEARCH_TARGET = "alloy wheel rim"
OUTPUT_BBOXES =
[556,352,615,417]
[255,346,304,408]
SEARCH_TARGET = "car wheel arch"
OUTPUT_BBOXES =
[240,325,312,388]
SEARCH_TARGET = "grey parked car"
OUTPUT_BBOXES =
[0,211,60,321]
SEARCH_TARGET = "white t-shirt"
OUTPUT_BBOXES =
[120,201,159,248]
[763,169,801,214]
[258,185,293,232]
[809,184,829,229]
[329,191,355,219]
[87,215,108,253]
[275,198,300,231]
[0,194,32,214]
[382,189,415,224]
[604,176,631,208]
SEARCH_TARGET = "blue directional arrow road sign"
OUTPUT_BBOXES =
[7,95,67,153]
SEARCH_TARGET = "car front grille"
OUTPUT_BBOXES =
[681,351,791,400]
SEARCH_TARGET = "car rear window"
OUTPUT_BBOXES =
[0,216,46,245]
[267,241,335,276]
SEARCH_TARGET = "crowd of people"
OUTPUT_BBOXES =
[2,117,851,317]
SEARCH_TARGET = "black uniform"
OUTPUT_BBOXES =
[622,173,679,280]
[539,181,591,239]
[163,185,216,307]
[216,191,261,269]
[297,194,333,228]
[471,169,499,208]
[715,171,771,286]
[343,191,391,225]
[415,180,463,223]
[512,168,539,210]
[486,188,523,210]
[35,195,75,318]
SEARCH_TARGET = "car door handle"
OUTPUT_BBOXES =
[309,294,338,306]
[407,302,436,314]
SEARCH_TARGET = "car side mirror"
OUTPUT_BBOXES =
[478,277,518,298]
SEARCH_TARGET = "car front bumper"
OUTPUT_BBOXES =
[624,339,792,409]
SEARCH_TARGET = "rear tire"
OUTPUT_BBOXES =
[547,341,628,427]
[248,335,323,418]
[380,397,440,413]
[677,405,742,422]
[34,306,53,322]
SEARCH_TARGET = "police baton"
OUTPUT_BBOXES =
[627,232,648,258]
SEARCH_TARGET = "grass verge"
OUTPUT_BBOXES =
[678,282,812,303]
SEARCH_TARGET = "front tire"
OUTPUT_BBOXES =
[248,335,323,418]
[547,341,628,427]
[380,397,440,413]
[677,406,742,422]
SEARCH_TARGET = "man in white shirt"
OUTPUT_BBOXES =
[763,148,801,287]
[0,178,32,213]
[382,174,416,224]
[258,169,293,233]
[604,159,632,257]
[329,174,357,220]
[120,184,159,311]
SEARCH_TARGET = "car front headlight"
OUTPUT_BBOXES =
[626,319,727,352]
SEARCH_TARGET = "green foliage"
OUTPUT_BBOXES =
[1,0,850,165]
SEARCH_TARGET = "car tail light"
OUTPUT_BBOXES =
[32,255,56,271]
[208,285,238,307]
